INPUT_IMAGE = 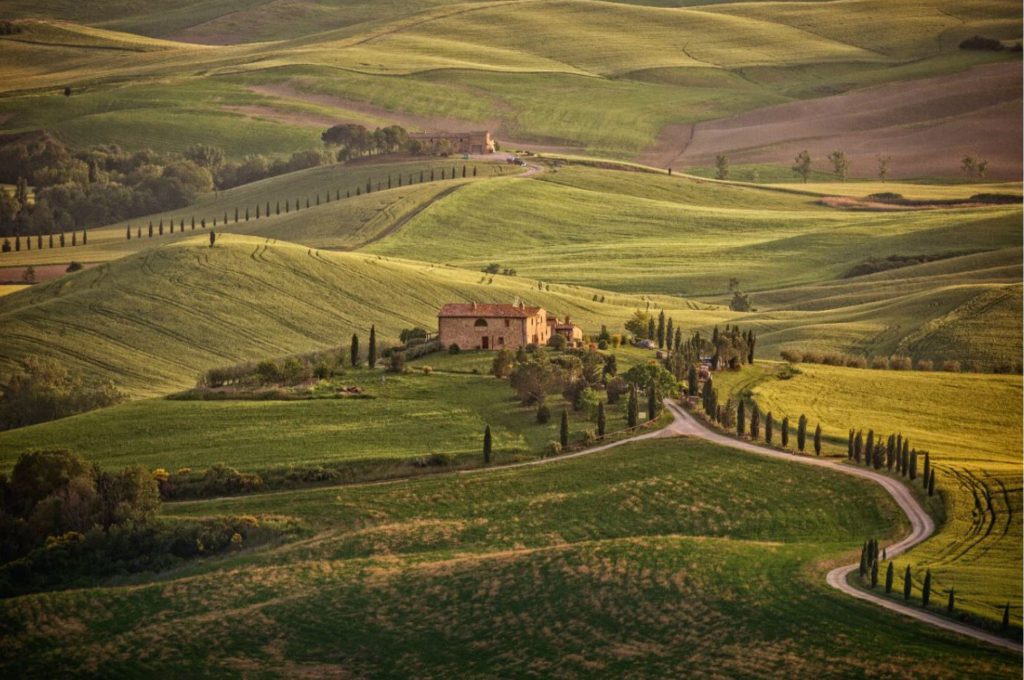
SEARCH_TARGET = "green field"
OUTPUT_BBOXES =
[3,437,1017,677]
[713,361,1023,626]
[1,1,1019,159]
[0,353,651,474]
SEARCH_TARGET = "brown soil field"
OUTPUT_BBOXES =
[642,62,1022,180]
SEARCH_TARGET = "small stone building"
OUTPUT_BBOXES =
[409,131,495,155]
[547,314,584,345]
[438,302,550,350]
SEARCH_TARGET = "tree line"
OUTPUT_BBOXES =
[847,428,937,496]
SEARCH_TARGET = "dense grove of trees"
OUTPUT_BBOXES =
[0,357,122,431]
[780,348,1020,374]
[0,134,337,236]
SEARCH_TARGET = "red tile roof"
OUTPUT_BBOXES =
[438,303,542,319]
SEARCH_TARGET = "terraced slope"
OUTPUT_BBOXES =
[2,437,1018,676]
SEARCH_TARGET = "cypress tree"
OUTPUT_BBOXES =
[473,167,477,177]
[848,428,854,459]
[909,450,918,480]
[317,193,321,205]
[36,234,42,249]
[60,233,65,246]
[82,230,87,245]
[256,204,261,218]
[858,543,867,576]
[747,331,756,364]
[597,401,606,437]
[865,430,874,465]
[201,218,206,229]
[870,557,879,588]
[666,317,674,351]
[14,235,19,251]
[928,469,936,496]
[656,310,666,349]
[687,365,698,396]
[814,424,822,456]
[126,225,131,240]
[350,334,359,367]
[245,207,249,221]
[647,317,655,341]
[560,409,569,447]
[192,216,196,229]
[158,222,163,236]
[765,412,773,444]
[223,211,228,224]
[750,405,760,439]
[797,415,807,452]
[72,232,77,246]
[903,565,912,600]
[885,562,894,593]
[149,223,154,238]
[368,325,377,368]
[235,207,239,223]
[209,230,216,247]
[674,327,682,352]
[922,452,930,488]
[483,425,492,463]
[737,400,745,436]
[781,417,789,448]
[627,386,639,428]
[276,201,281,215]
[947,589,955,614]
[180,218,185,231]
[1001,603,1010,629]
[305,198,309,208]
[647,383,658,421]
[169,220,174,233]
[51,233,56,247]
[922,569,932,607]
[854,429,863,462]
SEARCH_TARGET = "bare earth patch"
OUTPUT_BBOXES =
[0,263,98,284]
[641,62,1022,180]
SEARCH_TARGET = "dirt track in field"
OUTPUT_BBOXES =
[641,62,1022,180]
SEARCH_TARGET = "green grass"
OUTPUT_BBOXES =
[714,361,1023,626]
[1,2,1019,158]
[2,437,1017,676]
[0,355,645,474]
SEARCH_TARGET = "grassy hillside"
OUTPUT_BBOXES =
[714,361,1022,626]
[1,2,1018,161]
[3,437,1017,676]
[0,351,651,474]
[0,233,732,397]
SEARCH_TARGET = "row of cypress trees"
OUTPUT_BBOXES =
[730,397,822,455]
[847,428,937,496]
[860,539,1014,629]
[348,325,377,369]
[121,165,480,241]
[2,230,86,252]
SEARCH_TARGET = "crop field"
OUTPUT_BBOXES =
[3,436,1017,677]
[0,351,652,474]
[1,1,1020,164]
[713,361,1022,626]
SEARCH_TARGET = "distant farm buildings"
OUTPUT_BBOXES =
[410,131,495,155]
[438,302,581,350]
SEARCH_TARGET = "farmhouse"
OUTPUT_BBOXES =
[438,302,550,350]
[410,130,495,155]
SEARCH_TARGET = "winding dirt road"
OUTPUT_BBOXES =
[661,400,1022,654]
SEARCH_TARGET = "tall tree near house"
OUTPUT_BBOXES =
[737,400,745,436]
[647,318,655,342]
[747,332,756,363]
[792,150,812,182]
[627,386,639,428]
[827,151,850,180]
[666,318,673,351]
[877,155,891,181]
[674,327,682,352]
[657,310,666,349]
[781,416,789,448]
[715,154,729,180]
[687,365,698,396]
[368,325,377,368]
[797,415,807,452]
[597,401,606,437]
[647,383,658,420]
[560,409,569,447]
[483,425,492,463]
[350,334,359,367]
[814,424,822,456]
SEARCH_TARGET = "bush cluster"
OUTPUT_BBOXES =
[0,357,122,431]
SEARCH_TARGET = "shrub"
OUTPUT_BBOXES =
[536,403,551,424]
[821,353,846,366]
[915,359,934,371]
[844,355,868,369]
[421,366,433,375]
[582,429,597,445]
[870,356,889,370]
[388,351,406,374]
[606,376,628,404]
[66,261,83,272]
[448,344,461,354]
[941,360,961,372]
[255,360,281,385]
[548,441,562,457]
[548,334,567,350]
[801,350,823,364]
[959,35,1004,51]
[889,355,912,371]
[780,349,802,363]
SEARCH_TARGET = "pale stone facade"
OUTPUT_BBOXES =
[409,131,495,154]
[547,314,584,346]
[438,303,550,350]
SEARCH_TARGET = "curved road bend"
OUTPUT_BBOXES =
[662,400,1022,654]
